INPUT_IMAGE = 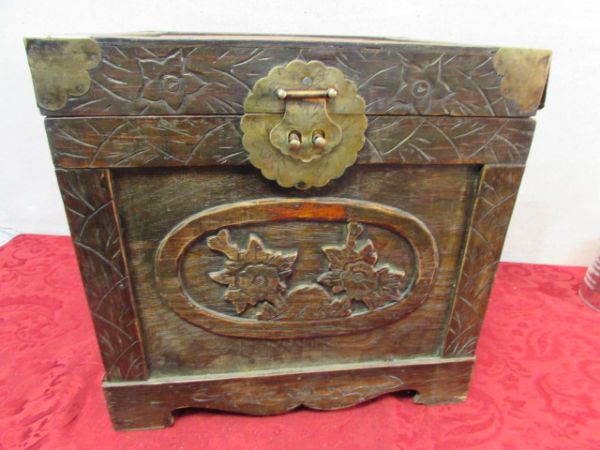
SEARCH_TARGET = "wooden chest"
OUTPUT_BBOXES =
[25,34,551,430]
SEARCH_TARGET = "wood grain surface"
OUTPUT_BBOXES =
[154,198,438,338]
[55,169,148,380]
[46,116,535,168]
[111,164,477,376]
[443,165,525,357]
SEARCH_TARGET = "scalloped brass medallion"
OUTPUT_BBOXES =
[241,60,368,189]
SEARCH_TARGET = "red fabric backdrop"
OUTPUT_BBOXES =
[1,235,600,449]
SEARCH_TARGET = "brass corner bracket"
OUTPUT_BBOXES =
[26,38,101,111]
[493,48,552,114]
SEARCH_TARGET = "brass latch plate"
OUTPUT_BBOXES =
[241,60,368,189]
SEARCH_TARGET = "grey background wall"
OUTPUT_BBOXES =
[0,0,598,265]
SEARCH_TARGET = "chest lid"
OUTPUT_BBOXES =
[25,33,551,118]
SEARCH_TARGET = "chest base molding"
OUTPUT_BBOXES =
[104,357,474,430]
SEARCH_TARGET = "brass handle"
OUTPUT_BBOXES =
[276,88,338,100]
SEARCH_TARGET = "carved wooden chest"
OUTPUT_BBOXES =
[25,34,551,430]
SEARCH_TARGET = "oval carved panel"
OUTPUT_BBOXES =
[155,198,438,339]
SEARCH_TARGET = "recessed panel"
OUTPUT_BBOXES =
[113,164,478,376]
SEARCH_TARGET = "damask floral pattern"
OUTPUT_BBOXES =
[2,236,600,448]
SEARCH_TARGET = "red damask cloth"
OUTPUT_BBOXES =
[1,235,600,449]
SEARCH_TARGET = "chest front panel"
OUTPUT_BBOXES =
[112,164,478,375]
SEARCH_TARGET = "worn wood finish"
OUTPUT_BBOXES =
[55,169,148,380]
[46,116,535,168]
[26,34,549,430]
[443,165,525,357]
[25,35,550,117]
[104,357,474,430]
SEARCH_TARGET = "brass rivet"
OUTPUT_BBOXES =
[313,133,327,149]
[289,131,301,151]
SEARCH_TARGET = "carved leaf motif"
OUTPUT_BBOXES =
[37,38,549,117]
[50,117,245,167]
[185,46,297,114]
[350,49,512,116]
[322,223,378,270]
[317,269,345,293]
[363,116,533,165]
[67,46,208,115]
[65,45,144,114]
[47,115,533,169]
[394,58,455,114]
[138,49,204,112]
[206,229,239,260]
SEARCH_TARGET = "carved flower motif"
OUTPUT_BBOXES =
[207,229,297,314]
[318,222,406,310]
[395,58,454,114]
[139,50,203,111]
[339,261,379,297]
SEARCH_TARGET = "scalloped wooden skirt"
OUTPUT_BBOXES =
[104,358,474,430]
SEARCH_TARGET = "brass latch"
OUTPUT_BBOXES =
[241,60,367,189]
[270,87,342,163]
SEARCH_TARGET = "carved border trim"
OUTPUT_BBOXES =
[55,169,148,380]
[442,165,525,357]
[45,116,535,169]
